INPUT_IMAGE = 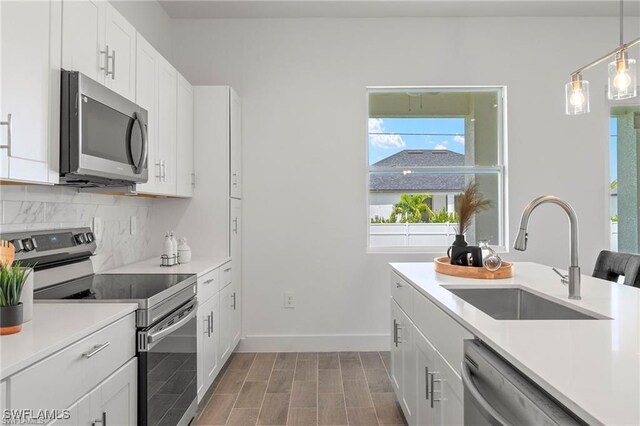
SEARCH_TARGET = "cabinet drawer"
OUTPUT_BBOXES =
[9,313,135,412]
[220,262,232,289]
[390,272,414,317]
[198,268,220,302]
[413,293,472,376]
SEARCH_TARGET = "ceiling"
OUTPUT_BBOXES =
[158,0,640,19]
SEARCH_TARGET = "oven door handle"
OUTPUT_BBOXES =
[147,308,196,345]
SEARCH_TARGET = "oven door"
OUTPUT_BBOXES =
[138,298,198,426]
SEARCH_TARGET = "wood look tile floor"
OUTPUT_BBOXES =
[196,352,407,426]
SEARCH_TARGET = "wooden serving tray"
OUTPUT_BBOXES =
[434,256,513,279]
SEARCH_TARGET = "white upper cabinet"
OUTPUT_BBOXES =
[135,34,161,194]
[0,0,61,184]
[230,89,242,199]
[62,0,136,101]
[176,73,194,197]
[103,5,136,100]
[61,0,105,81]
[157,56,178,195]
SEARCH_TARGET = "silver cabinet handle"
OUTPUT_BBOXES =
[203,278,215,286]
[209,310,213,336]
[425,366,429,400]
[100,45,114,78]
[91,411,106,426]
[83,342,110,359]
[429,371,442,408]
[155,161,162,180]
[232,292,237,310]
[162,160,167,182]
[232,218,238,234]
[232,172,238,186]
[393,319,398,347]
[224,267,231,273]
[111,49,116,80]
[395,282,404,288]
[0,113,11,156]
[206,313,211,337]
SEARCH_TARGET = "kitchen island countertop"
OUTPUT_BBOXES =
[390,261,640,426]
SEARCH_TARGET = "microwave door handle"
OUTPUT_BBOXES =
[132,112,148,175]
[461,360,510,426]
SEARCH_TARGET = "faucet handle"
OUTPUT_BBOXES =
[552,267,569,285]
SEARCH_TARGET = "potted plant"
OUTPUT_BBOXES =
[448,181,492,262]
[0,262,32,335]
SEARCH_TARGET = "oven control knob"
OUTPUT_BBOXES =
[74,233,87,245]
[11,239,24,253]
[22,238,35,252]
[85,232,95,243]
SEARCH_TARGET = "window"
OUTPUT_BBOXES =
[609,105,640,252]
[367,87,507,252]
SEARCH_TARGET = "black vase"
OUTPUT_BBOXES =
[448,234,469,266]
[0,303,23,335]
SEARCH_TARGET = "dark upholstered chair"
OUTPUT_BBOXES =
[592,250,640,288]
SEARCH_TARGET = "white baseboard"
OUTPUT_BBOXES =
[237,334,390,352]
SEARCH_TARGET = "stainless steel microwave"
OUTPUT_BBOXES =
[60,71,148,187]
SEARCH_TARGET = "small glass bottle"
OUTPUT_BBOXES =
[478,240,502,272]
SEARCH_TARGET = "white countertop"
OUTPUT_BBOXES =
[103,256,231,277]
[0,303,137,380]
[390,262,640,426]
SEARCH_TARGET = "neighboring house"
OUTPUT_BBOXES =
[369,149,464,220]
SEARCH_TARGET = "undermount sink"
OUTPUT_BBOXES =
[443,286,608,320]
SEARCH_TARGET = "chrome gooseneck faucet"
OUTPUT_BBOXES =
[513,196,581,300]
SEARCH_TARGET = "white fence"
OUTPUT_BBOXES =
[369,223,458,247]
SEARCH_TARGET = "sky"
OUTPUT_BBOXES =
[368,117,465,165]
[610,117,617,184]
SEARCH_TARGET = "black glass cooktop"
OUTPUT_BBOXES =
[34,274,196,302]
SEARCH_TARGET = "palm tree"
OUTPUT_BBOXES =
[390,194,433,223]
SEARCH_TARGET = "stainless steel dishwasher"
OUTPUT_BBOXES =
[462,340,584,426]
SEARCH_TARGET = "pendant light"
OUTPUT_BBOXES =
[566,0,639,115]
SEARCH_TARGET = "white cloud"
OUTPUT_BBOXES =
[453,135,465,145]
[368,118,406,149]
[434,144,448,150]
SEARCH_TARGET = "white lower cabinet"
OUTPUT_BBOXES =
[390,278,465,426]
[197,262,241,402]
[197,291,219,402]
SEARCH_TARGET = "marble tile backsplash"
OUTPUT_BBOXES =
[0,185,157,272]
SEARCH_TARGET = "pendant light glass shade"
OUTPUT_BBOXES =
[565,77,590,115]
[608,51,637,100]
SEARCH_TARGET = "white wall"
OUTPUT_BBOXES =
[170,16,636,350]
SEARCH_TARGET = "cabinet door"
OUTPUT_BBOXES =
[0,0,58,183]
[61,0,105,82]
[218,284,233,363]
[434,354,463,426]
[399,309,416,425]
[135,34,161,194]
[230,198,242,318]
[229,88,242,199]
[157,56,177,195]
[176,73,194,197]
[103,3,136,100]
[229,280,241,347]
[390,301,402,393]
[415,328,438,426]
[89,358,137,426]
[198,295,219,401]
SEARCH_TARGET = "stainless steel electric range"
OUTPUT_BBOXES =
[2,227,198,426]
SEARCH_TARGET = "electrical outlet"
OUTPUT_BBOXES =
[284,291,295,309]
[92,217,103,238]
[130,216,137,235]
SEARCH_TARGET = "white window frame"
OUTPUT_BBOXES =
[366,86,509,254]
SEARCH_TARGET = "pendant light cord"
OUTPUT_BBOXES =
[620,0,624,47]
